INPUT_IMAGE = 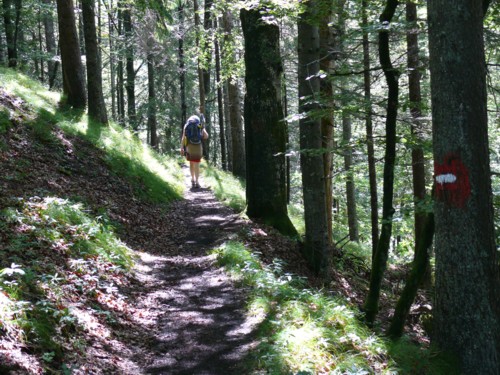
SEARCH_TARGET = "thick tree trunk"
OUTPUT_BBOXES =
[298,0,330,278]
[240,8,297,237]
[82,0,108,124]
[363,0,399,325]
[56,0,86,109]
[147,52,158,149]
[428,0,500,372]
[123,6,136,131]
[362,0,379,260]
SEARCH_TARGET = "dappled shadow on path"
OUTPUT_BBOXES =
[130,166,259,375]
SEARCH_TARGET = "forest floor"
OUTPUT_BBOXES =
[0,98,316,373]
[0,86,430,374]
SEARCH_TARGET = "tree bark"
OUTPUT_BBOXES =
[108,1,116,120]
[82,0,108,124]
[201,0,213,162]
[406,1,429,287]
[387,207,434,338]
[428,0,500,372]
[223,10,245,180]
[178,2,186,129]
[147,52,158,149]
[363,0,399,325]
[240,8,297,237]
[214,19,227,170]
[56,0,86,109]
[319,0,334,246]
[298,0,330,278]
[123,5,136,131]
[116,5,125,125]
[362,0,378,258]
[3,0,20,67]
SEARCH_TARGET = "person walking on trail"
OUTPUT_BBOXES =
[180,114,209,188]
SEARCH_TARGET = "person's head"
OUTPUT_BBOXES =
[187,115,200,125]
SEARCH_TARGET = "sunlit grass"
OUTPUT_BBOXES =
[212,241,456,374]
[201,164,246,212]
[0,67,184,204]
[0,197,136,370]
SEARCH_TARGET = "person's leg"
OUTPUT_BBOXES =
[189,162,195,186]
[194,162,200,186]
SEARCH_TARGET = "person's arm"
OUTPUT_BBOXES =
[202,128,209,140]
[180,128,186,155]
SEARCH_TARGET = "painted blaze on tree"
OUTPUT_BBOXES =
[434,153,471,208]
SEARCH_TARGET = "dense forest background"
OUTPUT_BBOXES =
[1,0,500,373]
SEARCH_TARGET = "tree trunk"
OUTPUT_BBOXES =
[42,0,57,88]
[82,0,108,124]
[406,1,430,287]
[178,2,186,128]
[3,0,19,67]
[428,0,500,372]
[298,0,330,278]
[223,82,232,171]
[387,207,434,338]
[147,52,158,149]
[116,6,125,125]
[363,0,399,325]
[108,2,116,120]
[240,7,297,237]
[343,112,359,241]
[37,14,44,82]
[56,0,86,109]
[214,20,226,170]
[362,0,379,260]
[201,0,213,161]
[223,10,245,180]
[123,5,136,131]
[319,1,334,246]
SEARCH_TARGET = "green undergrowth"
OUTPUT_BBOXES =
[0,67,184,204]
[212,241,457,374]
[0,196,135,372]
[201,164,247,212]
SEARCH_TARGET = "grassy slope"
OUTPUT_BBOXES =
[0,69,457,374]
[0,68,184,373]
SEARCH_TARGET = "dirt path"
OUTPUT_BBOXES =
[128,166,259,374]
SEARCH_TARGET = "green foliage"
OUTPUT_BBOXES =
[0,196,135,369]
[0,108,11,134]
[201,164,246,212]
[213,241,455,374]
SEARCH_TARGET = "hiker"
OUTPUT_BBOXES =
[180,114,209,188]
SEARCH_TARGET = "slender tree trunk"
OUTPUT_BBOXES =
[406,0,431,287]
[147,52,158,149]
[240,7,297,237]
[388,206,434,338]
[38,12,44,82]
[214,19,226,170]
[428,0,500,371]
[56,0,86,109]
[202,0,213,161]
[116,4,125,125]
[82,0,108,124]
[363,0,399,324]
[108,1,116,120]
[123,5,136,131]
[319,1,334,246]
[194,0,205,122]
[223,10,245,180]
[3,0,18,67]
[178,2,186,128]
[43,0,57,88]
[343,113,359,241]
[78,0,85,55]
[298,0,330,278]
[362,0,379,259]
[223,81,232,171]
